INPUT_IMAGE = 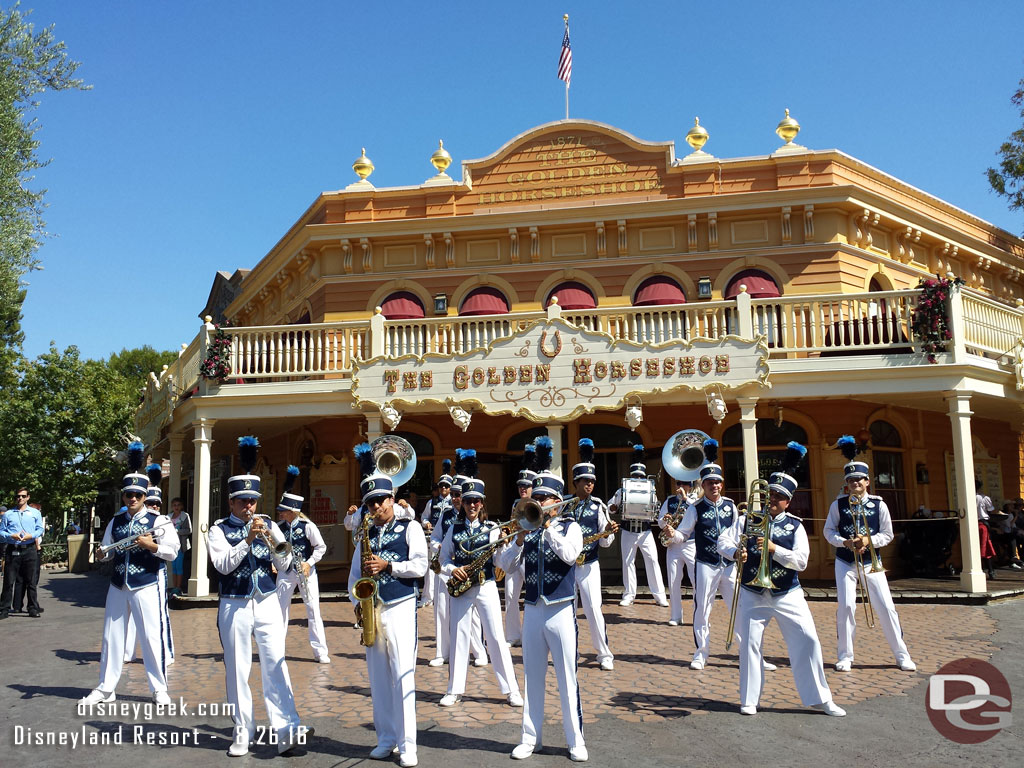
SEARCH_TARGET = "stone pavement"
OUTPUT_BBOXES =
[0,570,1020,767]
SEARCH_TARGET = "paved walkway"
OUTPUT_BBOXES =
[0,570,1019,766]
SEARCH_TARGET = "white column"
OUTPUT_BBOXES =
[168,433,184,503]
[188,417,216,597]
[547,423,564,478]
[366,414,384,442]
[737,397,760,491]
[945,392,985,593]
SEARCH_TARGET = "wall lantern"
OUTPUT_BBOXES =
[697,276,713,299]
[916,463,930,485]
[433,293,448,315]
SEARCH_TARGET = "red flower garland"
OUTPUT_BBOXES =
[911,275,964,363]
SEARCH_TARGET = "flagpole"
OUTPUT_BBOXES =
[563,14,570,119]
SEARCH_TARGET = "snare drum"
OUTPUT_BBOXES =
[619,478,658,521]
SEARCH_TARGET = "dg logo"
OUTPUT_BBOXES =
[926,658,1012,743]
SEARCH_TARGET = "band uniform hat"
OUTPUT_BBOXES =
[228,436,263,499]
[438,457,453,488]
[768,441,807,499]
[531,436,565,498]
[629,443,647,478]
[277,465,303,513]
[452,448,471,494]
[355,442,394,504]
[460,449,485,500]
[699,438,724,483]
[838,435,869,480]
[145,463,163,506]
[572,438,596,482]
[122,441,150,494]
[517,442,538,487]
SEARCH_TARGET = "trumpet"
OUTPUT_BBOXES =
[244,513,293,560]
[456,496,579,558]
[849,496,881,629]
[99,519,176,556]
[726,479,773,651]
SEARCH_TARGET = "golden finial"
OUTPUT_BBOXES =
[431,140,452,174]
[775,109,801,145]
[685,117,709,152]
[564,14,569,23]
[352,147,374,181]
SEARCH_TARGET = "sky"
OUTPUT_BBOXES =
[17,0,1024,363]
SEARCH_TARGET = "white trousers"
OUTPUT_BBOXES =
[736,587,833,709]
[99,582,168,694]
[520,600,584,750]
[665,542,696,624]
[366,596,418,758]
[448,580,520,697]
[574,560,612,663]
[123,569,174,664]
[835,559,912,665]
[218,592,300,741]
[504,565,524,644]
[692,560,736,664]
[421,566,435,605]
[277,567,328,657]
[620,529,666,601]
[434,575,486,662]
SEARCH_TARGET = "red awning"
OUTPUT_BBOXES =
[724,270,781,299]
[459,286,510,316]
[380,291,425,320]
[547,281,596,310]
[634,276,687,306]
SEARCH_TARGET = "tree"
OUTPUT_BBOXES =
[0,4,88,384]
[987,76,1024,226]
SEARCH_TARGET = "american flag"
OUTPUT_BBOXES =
[557,27,572,85]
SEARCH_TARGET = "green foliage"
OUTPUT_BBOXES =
[987,77,1024,224]
[0,4,88,382]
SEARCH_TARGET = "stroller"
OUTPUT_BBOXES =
[899,512,958,577]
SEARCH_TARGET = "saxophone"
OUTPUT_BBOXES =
[576,529,616,565]
[658,506,687,547]
[351,513,380,647]
[448,523,503,598]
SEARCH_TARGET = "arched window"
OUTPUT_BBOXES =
[546,281,596,310]
[724,269,781,299]
[870,420,907,519]
[459,286,510,316]
[380,291,425,320]
[633,276,687,306]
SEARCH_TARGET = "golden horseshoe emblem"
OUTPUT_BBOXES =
[539,330,563,358]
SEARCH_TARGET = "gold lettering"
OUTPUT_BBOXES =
[646,358,659,377]
[488,367,500,385]
[402,372,417,390]
[472,367,485,386]
[573,358,593,384]
[629,358,642,377]
[526,170,547,184]
[478,193,495,205]
[384,370,400,394]
[519,365,532,383]
[542,188,557,199]
[454,365,468,390]
[698,356,713,374]
[599,183,616,194]
[535,364,550,383]
[580,185,596,195]
[644,179,659,191]
[680,357,695,375]
[507,172,524,187]
[715,355,730,373]
[503,366,516,384]
[594,360,608,379]
[610,360,626,380]
[419,371,432,389]
[663,357,675,376]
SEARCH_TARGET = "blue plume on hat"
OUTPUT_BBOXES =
[238,436,260,473]
[146,463,162,488]
[703,438,719,464]
[455,448,468,477]
[127,441,145,473]
[283,465,300,494]
[463,448,478,479]
[442,458,452,476]
[837,435,859,461]
[632,444,645,462]
[578,438,594,464]
[535,436,553,472]
[522,443,536,471]
[782,441,807,474]
[354,442,374,479]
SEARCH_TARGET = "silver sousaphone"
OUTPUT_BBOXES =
[370,434,418,488]
[661,428,713,483]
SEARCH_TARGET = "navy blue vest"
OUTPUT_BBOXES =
[693,497,738,566]
[573,496,606,565]
[437,502,457,539]
[109,510,164,591]
[277,518,315,571]
[214,515,277,599]
[522,518,577,605]
[451,519,496,583]
[366,518,418,605]
[426,496,451,528]
[834,495,883,566]
[740,513,802,595]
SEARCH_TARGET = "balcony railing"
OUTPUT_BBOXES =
[135,286,1024,441]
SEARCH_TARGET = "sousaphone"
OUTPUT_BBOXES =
[661,429,713,482]
[369,434,417,488]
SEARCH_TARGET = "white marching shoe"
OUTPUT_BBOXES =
[511,743,536,760]
[79,689,115,706]
[834,659,852,672]
[569,745,589,762]
[438,693,462,707]
[813,701,847,717]
[398,753,418,767]
[153,690,171,706]
[427,656,446,667]
[689,659,705,670]
[762,661,778,672]
[899,659,917,672]
[228,727,252,757]
[599,659,614,671]
[739,705,757,715]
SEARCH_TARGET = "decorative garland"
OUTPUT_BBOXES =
[911,275,965,363]
[199,323,232,381]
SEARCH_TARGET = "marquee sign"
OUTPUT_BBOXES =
[352,318,770,423]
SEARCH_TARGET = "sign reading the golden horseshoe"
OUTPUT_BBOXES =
[352,318,770,423]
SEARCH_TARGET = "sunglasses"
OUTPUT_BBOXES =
[15,494,28,498]
[124,491,145,499]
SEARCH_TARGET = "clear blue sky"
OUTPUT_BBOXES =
[20,0,1024,363]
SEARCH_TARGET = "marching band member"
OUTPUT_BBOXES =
[571,438,618,670]
[275,465,331,664]
[206,437,306,756]
[658,477,698,627]
[418,459,453,609]
[718,442,845,717]
[429,450,487,668]
[348,448,428,768]
[678,441,739,669]
[608,444,667,607]
[496,442,588,762]
[80,443,179,707]
[438,455,523,708]
[505,442,536,647]
[825,436,916,673]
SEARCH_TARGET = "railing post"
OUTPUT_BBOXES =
[197,315,216,396]
[735,286,754,338]
[947,284,967,364]
[547,297,562,320]
[370,306,385,357]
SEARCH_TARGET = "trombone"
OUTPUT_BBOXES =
[849,496,881,629]
[726,479,773,651]
[457,496,579,556]
[99,518,177,556]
